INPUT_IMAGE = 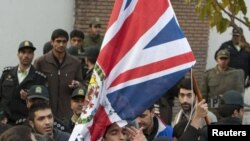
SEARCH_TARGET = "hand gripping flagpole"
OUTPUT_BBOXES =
[191,70,210,125]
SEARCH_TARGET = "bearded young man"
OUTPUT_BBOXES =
[173,78,217,127]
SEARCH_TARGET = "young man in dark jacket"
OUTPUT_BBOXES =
[175,90,244,141]
[28,101,70,141]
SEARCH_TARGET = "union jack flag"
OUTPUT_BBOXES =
[69,0,195,140]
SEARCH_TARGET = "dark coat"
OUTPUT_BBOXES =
[34,51,83,119]
[0,66,46,123]
[219,40,250,79]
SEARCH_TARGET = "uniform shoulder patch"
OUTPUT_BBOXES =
[3,66,14,72]
[35,70,47,78]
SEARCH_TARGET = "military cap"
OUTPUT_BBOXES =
[18,40,36,52]
[222,90,243,107]
[71,87,86,98]
[232,27,243,36]
[82,46,100,58]
[28,85,49,101]
[90,17,101,25]
[67,47,79,57]
[216,49,230,59]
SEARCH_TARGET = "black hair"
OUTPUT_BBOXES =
[70,29,85,39]
[51,29,69,41]
[178,78,192,90]
[0,125,33,141]
[28,101,51,121]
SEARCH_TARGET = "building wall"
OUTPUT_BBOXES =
[74,0,114,36]
[74,0,210,119]
[0,0,74,72]
[75,0,209,81]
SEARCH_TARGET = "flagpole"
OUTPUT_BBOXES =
[191,70,210,125]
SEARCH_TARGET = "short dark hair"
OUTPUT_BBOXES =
[70,29,84,39]
[28,101,51,121]
[179,78,192,90]
[0,125,33,141]
[51,29,69,41]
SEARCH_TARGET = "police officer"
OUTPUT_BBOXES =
[201,49,244,108]
[15,85,70,132]
[0,40,46,125]
[64,87,86,132]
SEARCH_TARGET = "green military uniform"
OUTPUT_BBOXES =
[84,34,103,49]
[201,67,244,108]
[84,17,104,48]
[201,49,245,108]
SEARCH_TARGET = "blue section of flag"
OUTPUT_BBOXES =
[124,0,132,10]
[107,69,189,121]
[145,17,184,49]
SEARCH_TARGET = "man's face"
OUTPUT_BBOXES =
[178,88,195,113]
[216,57,229,69]
[102,123,127,141]
[70,37,83,47]
[136,109,154,134]
[232,34,241,45]
[70,96,84,116]
[90,24,101,37]
[17,48,34,66]
[30,109,54,137]
[51,37,68,54]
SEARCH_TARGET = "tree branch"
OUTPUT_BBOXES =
[214,0,249,28]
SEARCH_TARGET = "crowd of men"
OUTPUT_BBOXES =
[0,16,249,141]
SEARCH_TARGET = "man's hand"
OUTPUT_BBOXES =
[20,89,28,100]
[191,99,208,129]
[68,80,80,88]
[126,126,147,141]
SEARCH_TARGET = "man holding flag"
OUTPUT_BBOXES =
[70,0,196,140]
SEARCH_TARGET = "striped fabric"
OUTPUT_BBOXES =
[69,0,195,140]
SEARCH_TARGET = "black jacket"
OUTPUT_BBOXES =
[0,66,46,124]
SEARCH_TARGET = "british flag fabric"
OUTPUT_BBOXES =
[69,0,195,140]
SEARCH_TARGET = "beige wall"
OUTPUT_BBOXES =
[0,0,75,72]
